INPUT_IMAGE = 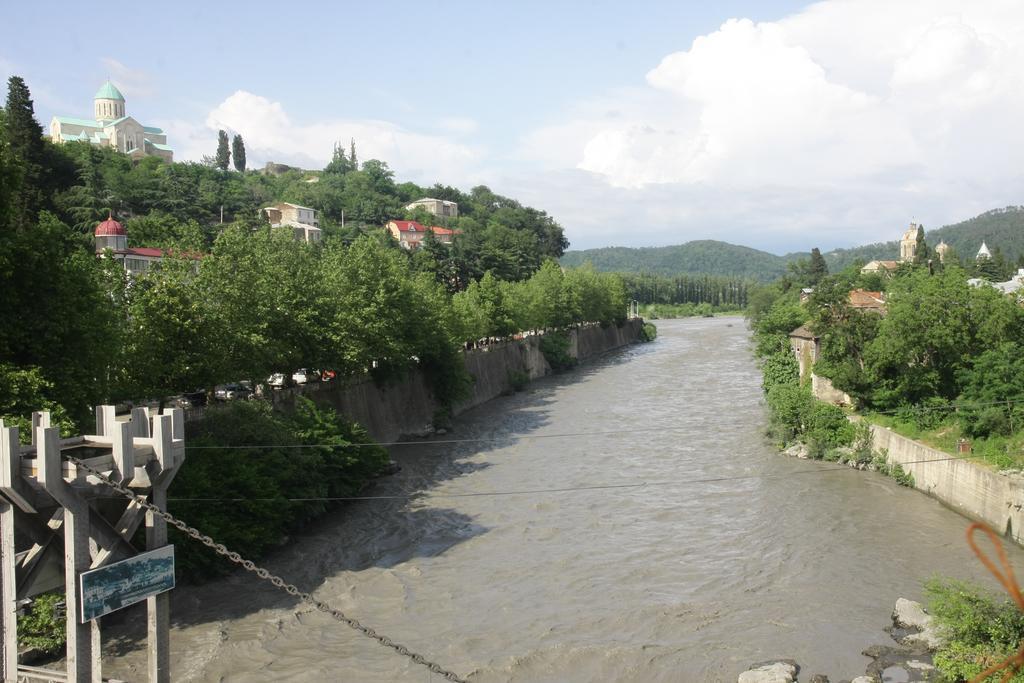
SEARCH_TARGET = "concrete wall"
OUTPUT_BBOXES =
[869,424,1024,545]
[812,373,852,406]
[269,319,643,443]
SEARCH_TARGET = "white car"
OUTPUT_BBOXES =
[267,373,287,389]
[292,369,312,385]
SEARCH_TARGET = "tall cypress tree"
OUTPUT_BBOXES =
[808,247,828,285]
[349,137,357,171]
[215,129,230,171]
[231,134,246,172]
[913,225,931,265]
[4,76,46,225]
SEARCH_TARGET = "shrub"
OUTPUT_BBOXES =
[890,462,915,487]
[18,591,65,654]
[926,577,1024,682]
[172,399,388,581]
[639,322,658,342]
[540,331,576,372]
[805,402,854,450]
[507,369,530,392]
[761,350,800,393]
[851,422,874,464]
[766,382,813,443]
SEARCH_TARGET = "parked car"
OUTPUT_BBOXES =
[267,373,287,389]
[320,369,337,382]
[214,383,253,401]
[174,389,207,408]
[292,368,319,385]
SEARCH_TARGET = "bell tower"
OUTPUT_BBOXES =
[94,81,126,122]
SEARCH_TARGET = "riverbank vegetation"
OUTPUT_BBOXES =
[750,244,1024,678]
[174,398,389,580]
[925,577,1024,682]
[748,243,1024,469]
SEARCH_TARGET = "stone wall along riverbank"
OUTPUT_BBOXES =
[268,319,644,443]
[869,424,1024,545]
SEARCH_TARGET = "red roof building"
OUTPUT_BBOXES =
[94,214,200,277]
[386,220,460,250]
[848,289,887,314]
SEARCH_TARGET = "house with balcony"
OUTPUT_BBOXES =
[404,197,458,219]
[260,202,322,243]
[386,220,460,250]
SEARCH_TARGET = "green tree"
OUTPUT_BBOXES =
[4,76,47,224]
[864,268,973,407]
[215,130,230,171]
[808,247,828,285]
[120,257,215,404]
[324,141,354,175]
[231,134,246,172]
[196,225,319,384]
[913,225,931,265]
[957,342,1024,437]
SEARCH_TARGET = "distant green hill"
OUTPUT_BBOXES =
[822,206,1024,271]
[561,207,1024,279]
[559,240,789,282]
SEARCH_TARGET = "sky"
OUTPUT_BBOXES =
[4,0,1024,254]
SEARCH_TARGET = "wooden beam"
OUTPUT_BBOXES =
[1,425,34,515]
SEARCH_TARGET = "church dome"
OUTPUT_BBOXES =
[94,81,125,101]
[95,215,125,236]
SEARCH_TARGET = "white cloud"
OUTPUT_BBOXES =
[163,90,484,185]
[100,58,156,99]
[438,116,479,135]
[518,1,1024,251]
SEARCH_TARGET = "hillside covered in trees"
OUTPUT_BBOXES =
[820,207,1024,272]
[559,240,789,281]
[562,207,1024,281]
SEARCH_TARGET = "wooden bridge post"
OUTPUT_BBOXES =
[38,425,94,683]
[146,412,175,683]
[0,421,19,681]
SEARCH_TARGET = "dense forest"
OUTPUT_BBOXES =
[559,240,790,281]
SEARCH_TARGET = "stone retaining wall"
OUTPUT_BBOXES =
[869,424,1024,545]
[267,319,644,443]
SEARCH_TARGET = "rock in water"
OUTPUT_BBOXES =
[892,598,931,631]
[891,598,944,650]
[737,660,799,683]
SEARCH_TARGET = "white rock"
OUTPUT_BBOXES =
[737,661,797,683]
[892,598,932,630]
[851,677,876,683]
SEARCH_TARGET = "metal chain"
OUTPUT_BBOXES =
[68,456,467,682]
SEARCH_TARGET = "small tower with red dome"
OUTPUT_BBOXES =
[94,212,127,253]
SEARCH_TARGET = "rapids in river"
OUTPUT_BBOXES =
[103,316,1024,682]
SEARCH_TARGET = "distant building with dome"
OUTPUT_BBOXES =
[94,213,198,276]
[899,222,923,262]
[49,81,173,162]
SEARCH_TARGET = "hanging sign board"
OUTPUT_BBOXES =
[79,545,175,622]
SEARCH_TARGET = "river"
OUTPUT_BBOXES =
[103,316,1024,682]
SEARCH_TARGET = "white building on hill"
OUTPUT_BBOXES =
[260,202,322,243]
[49,81,173,162]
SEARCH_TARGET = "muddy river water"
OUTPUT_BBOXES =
[104,317,1024,681]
